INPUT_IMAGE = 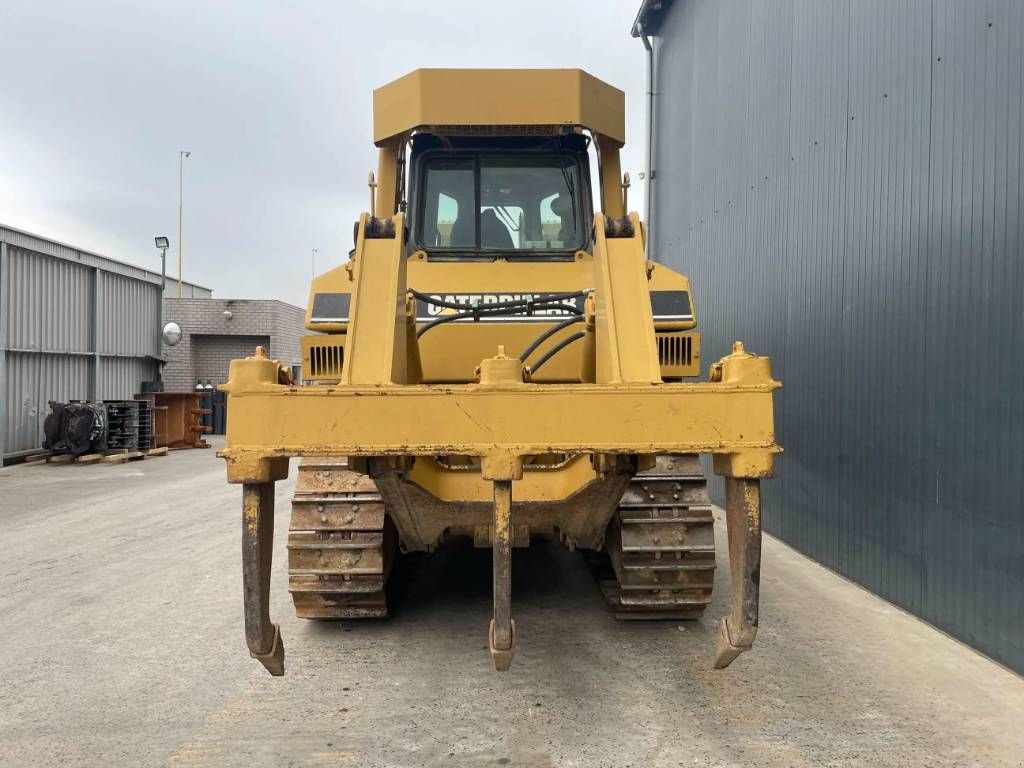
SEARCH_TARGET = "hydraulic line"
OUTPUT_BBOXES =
[518,315,585,362]
[527,331,586,374]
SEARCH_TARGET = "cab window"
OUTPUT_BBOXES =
[417,154,583,253]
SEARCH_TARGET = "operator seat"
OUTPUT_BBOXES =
[449,211,474,247]
[449,209,515,249]
[480,208,514,249]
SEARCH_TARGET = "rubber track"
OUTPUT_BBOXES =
[287,458,395,619]
[594,454,716,620]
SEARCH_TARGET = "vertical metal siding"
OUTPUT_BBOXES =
[1,234,161,458]
[651,0,1024,672]
[6,353,90,457]
[99,271,158,356]
[97,357,156,399]
[6,246,92,352]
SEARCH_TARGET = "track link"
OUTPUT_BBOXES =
[595,454,716,620]
[288,458,395,619]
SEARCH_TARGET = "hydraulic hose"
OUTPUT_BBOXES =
[518,315,585,362]
[527,332,586,374]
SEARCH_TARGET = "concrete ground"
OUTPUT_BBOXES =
[1,439,1022,768]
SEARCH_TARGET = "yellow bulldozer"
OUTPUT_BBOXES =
[219,69,780,675]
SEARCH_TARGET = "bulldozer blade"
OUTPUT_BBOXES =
[712,477,762,669]
[242,482,285,676]
[489,480,516,671]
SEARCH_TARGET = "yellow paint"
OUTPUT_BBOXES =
[598,142,625,217]
[305,252,698,383]
[591,212,661,384]
[408,455,596,503]
[372,69,625,146]
[340,213,409,386]
[225,67,781,511]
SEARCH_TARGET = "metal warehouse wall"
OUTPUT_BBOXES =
[0,227,164,460]
[647,0,1023,672]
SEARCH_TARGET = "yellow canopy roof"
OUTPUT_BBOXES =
[372,68,625,146]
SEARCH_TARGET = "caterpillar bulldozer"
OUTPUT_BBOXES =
[219,69,780,675]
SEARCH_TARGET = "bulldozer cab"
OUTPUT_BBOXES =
[368,69,629,235]
[409,134,592,260]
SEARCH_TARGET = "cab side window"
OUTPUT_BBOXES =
[421,160,474,247]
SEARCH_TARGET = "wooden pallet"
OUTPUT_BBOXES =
[24,447,169,466]
[102,451,145,464]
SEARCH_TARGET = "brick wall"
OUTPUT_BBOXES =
[192,335,270,385]
[161,298,305,391]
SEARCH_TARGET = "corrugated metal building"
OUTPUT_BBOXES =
[0,224,211,462]
[633,0,1023,673]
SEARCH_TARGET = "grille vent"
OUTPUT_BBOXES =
[309,343,344,378]
[655,331,699,377]
[657,333,692,367]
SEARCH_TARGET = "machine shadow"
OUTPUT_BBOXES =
[298,534,610,642]
[388,535,595,617]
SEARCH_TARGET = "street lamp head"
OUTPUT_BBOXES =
[182,150,191,158]
[154,236,170,250]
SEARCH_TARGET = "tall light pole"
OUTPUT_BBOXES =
[154,237,169,379]
[177,150,191,298]
[312,247,318,279]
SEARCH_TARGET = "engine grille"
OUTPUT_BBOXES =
[656,331,700,378]
[303,337,345,381]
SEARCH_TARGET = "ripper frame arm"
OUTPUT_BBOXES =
[221,347,779,675]
[224,209,778,675]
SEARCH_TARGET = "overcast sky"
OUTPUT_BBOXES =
[0,1,648,307]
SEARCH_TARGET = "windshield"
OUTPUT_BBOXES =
[417,154,583,252]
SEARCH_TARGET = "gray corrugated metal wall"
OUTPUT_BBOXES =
[0,229,164,460]
[648,0,1023,672]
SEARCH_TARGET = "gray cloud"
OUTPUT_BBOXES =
[0,0,646,306]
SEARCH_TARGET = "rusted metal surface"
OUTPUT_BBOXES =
[596,454,716,620]
[488,480,516,671]
[137,391,209,449]
[603,215,636,239]
[713,477,762,669]
[474,523,530,549]
[242,482,284,675]
[363,216,396,240]
[288,458,394,619]
[369,461,631,553]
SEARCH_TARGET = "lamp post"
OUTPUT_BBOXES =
[312,247,318,279]
[154,236,170,379]
[178,150,191,298]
